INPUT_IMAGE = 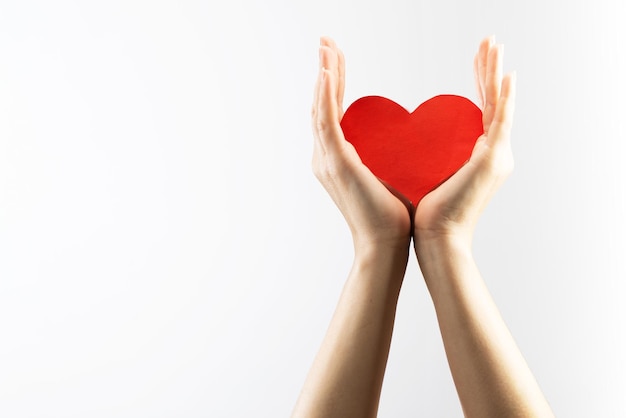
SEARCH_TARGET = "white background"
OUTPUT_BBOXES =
[1,0,624,417]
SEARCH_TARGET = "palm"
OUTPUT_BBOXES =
[413,133,493,237]
[330,139,412,248]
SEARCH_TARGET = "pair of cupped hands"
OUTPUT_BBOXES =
[312,36,516,257]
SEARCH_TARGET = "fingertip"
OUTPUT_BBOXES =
[480,34,495,49]
[502,71,517,96]
[489,42,503,59]
[507,70,516,83]
[320,36,338,50]
[477,36,492,66]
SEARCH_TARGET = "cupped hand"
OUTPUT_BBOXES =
[312,37,412,253]
[413,36,517,248]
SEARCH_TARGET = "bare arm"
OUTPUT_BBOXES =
[417,238,554,417]
[291,37,412,418]
[292,247,408,418]
[413,37,554,417]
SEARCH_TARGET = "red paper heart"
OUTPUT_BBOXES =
[340,95,483,206]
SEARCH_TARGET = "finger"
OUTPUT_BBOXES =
[312,62,326,154]
[319,38,339,92]
[319,37,346,119]
[315,55,344,152]
[483,43,503,133]
[487,71,516,147]
[474,54,484,109]
[319,46,338,76]
[312,37,329,107]
[312,42,323,117]
[319,37,337,72]
[312,39,338,154]
[312,40,326,152]
[336,47,346,120]
[477,35,493,110]
[320,35,335,49]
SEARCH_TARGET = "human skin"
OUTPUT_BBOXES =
[291,36,411,418]
[413,38,554,417]
[291,36,554,418]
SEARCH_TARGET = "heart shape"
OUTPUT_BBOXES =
[340,95,483,206]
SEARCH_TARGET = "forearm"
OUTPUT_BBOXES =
[292,245,408,418]
[416,236,554,418]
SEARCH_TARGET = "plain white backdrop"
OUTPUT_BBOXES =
[0,0,624,416]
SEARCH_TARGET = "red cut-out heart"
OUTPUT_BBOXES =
[340,95,483,206]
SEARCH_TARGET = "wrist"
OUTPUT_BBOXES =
[353,230,411,260]
[354,240,410,266]
[413,233,473,276]
[352,240,410,286]
[413,228,472,257]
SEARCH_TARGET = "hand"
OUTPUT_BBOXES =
[312,37,412,253]
[413,36,516,248]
